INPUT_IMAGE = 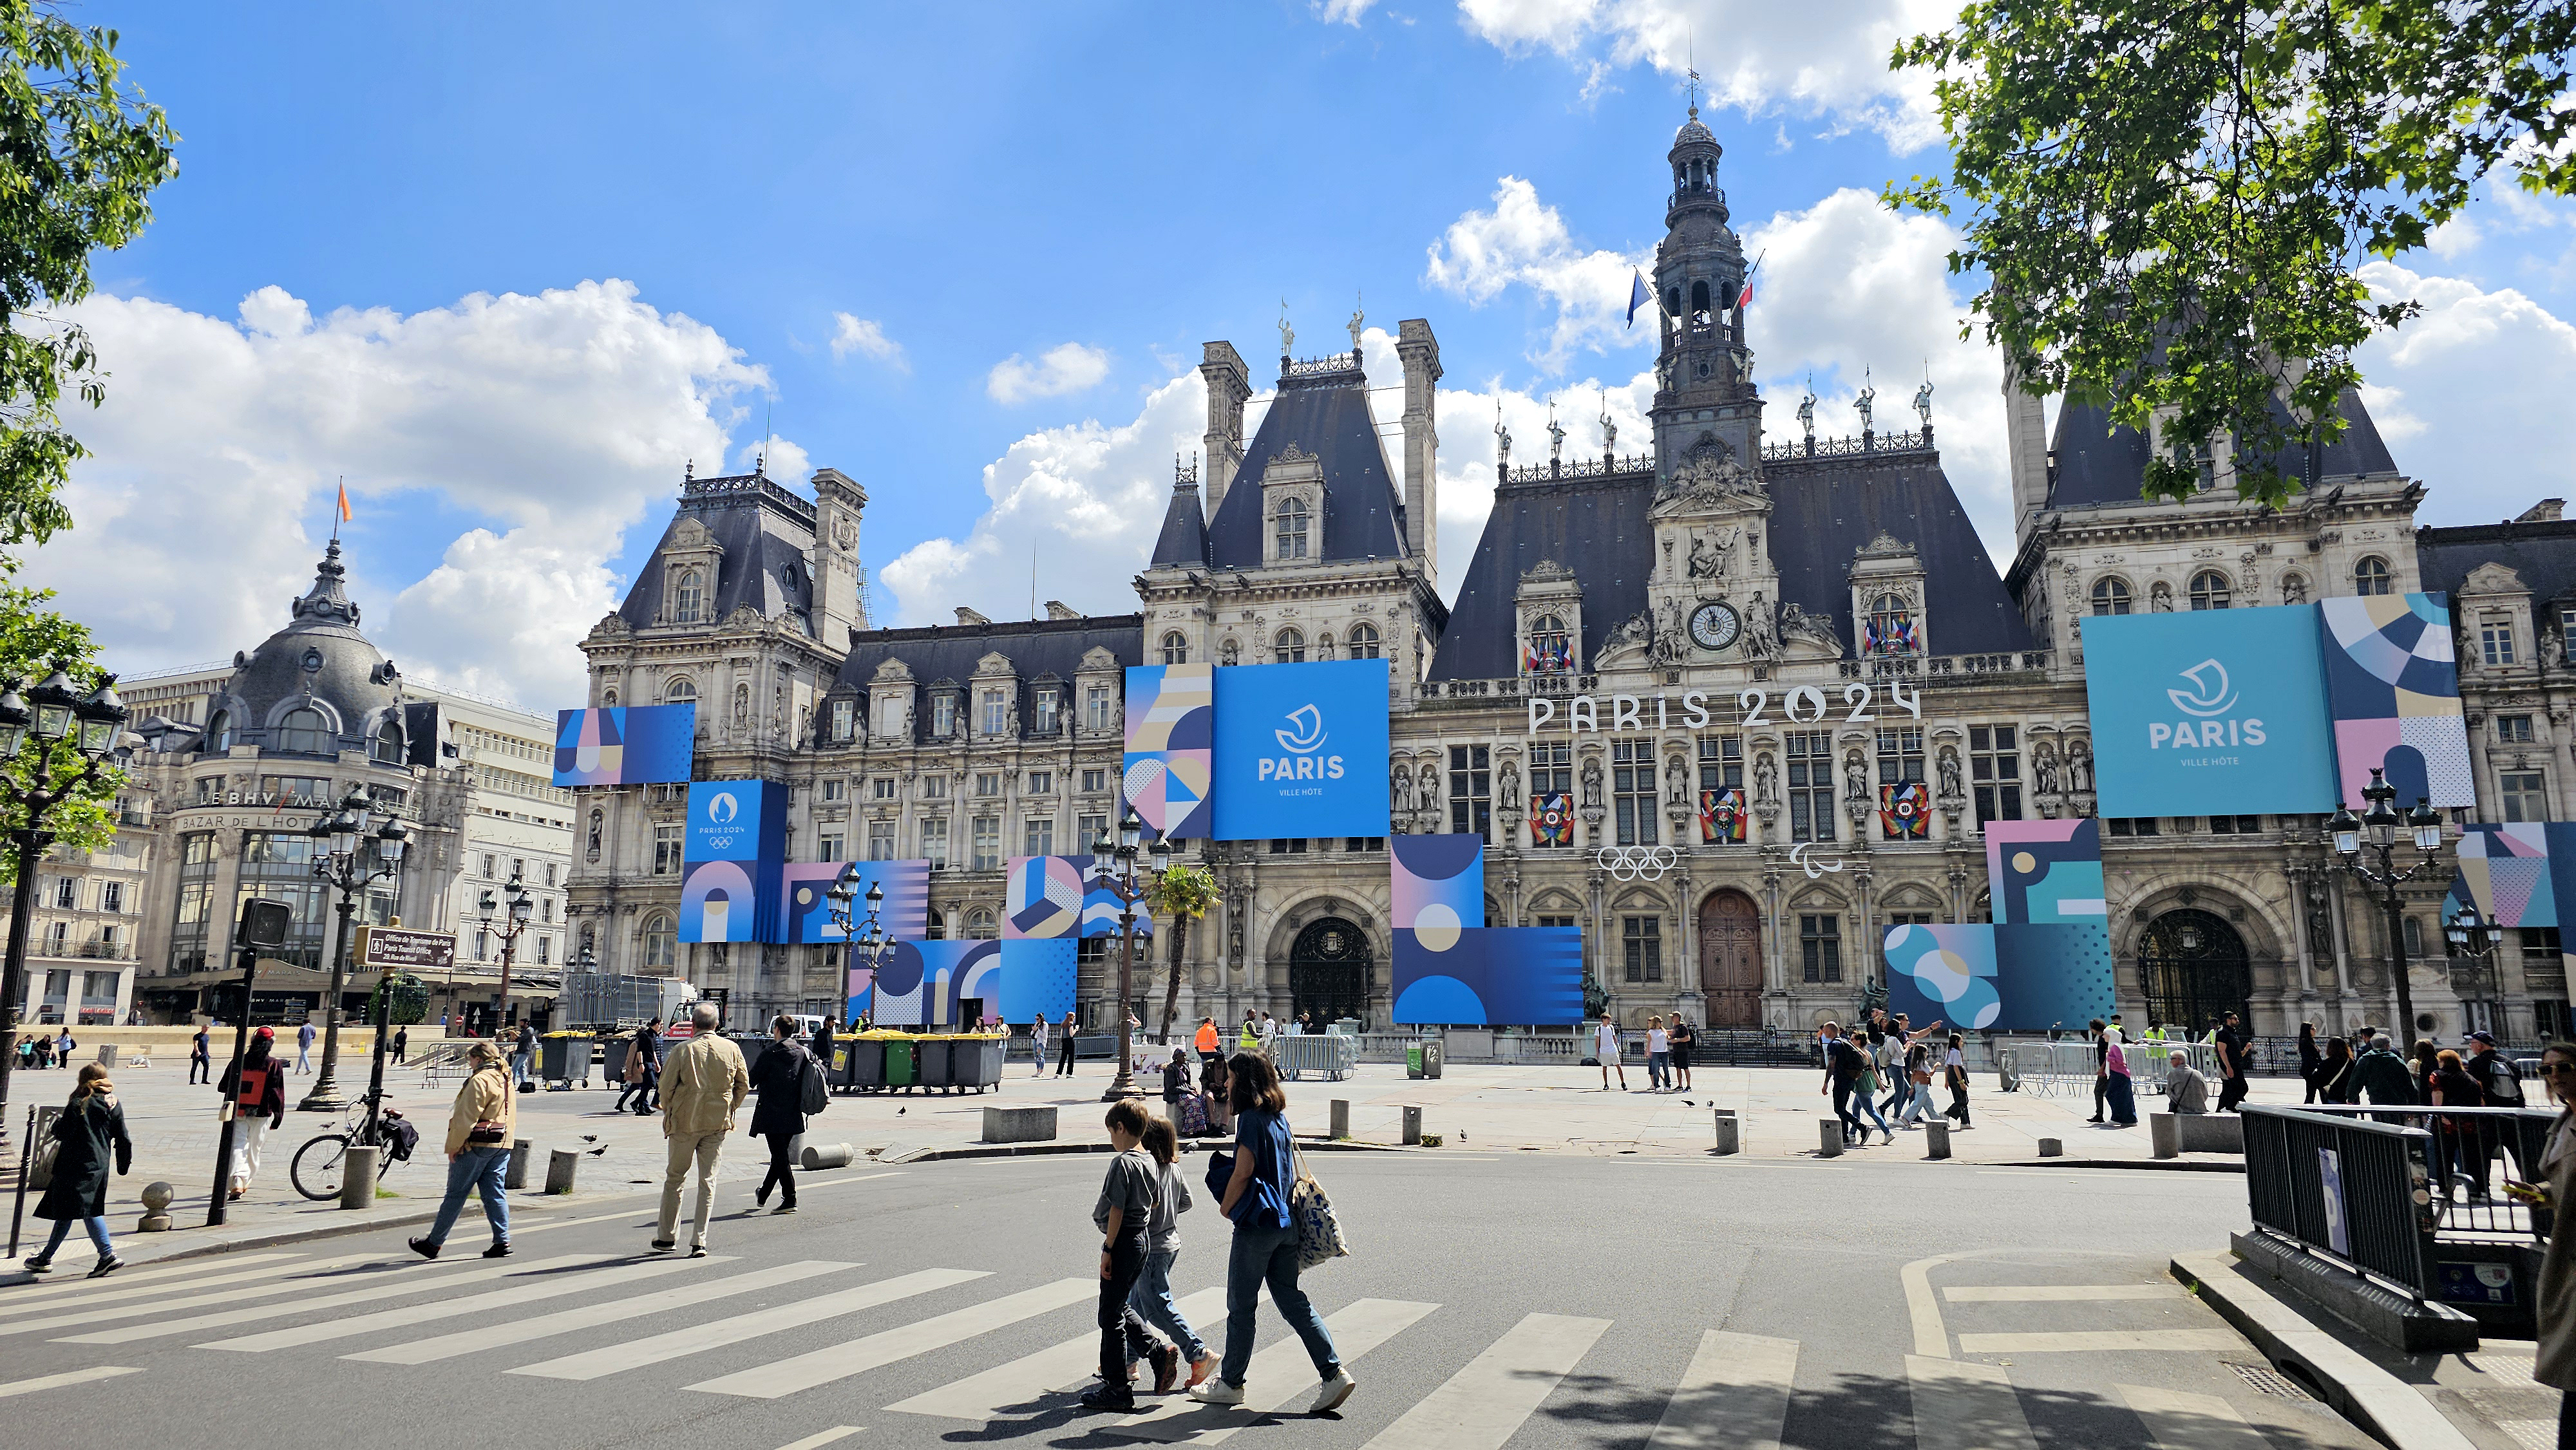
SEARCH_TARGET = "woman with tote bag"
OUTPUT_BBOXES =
[1188,1053,1353,1415]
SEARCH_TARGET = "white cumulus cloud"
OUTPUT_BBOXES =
[985,342,1112,404]
[1315,0,1376,21]
[829,312,906,368]
[1425,176,1654,370]
[30,279,778,708]
[1454,0,1953,151]
[2355,260,2576,523]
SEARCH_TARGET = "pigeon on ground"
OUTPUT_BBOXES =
[582,1135,598,1142]
[897,1107,906,1115]
[1683,1100,1694,1106]
[587,1146,609,1157]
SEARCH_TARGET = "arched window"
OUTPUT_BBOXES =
[964,907,998,940]
[674,569,703,623]
[1160,632,1188,665]
[601,688,618,708]
[2188,570,2233,610]
[1526,615,1569,673]
[1274,498,1309,560]
[1866,594,1917,655]
[2090,578,2131,616]
[1219,638,1241,667]
[640,914,675,970]
[1347,623,1381,659]
[274,707,332,755]
[2354,556,2392,596]
[372,719,404,764]
[663,677,696,705]
[204,709,232,753]
[1274,628,1306,663]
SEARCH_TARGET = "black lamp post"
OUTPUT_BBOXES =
[0,667,129,1148]
[826,869,892,1030]
[476,871,532,1037]
[1090,808,1171,1102]
[2445,898,2501,1035]
[299,786,408,1110]
[2329,766,2447,1049]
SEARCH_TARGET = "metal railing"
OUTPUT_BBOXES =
[2243,1104,2443,1295]
[1274,1033,1356,1081]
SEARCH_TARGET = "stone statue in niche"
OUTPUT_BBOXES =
[2034,742,2060,796]
[1937,745,1964,799]
[1392,764,1414,813]
[1687,525,1738,580]
[2150,581,2174,612]
[1754,753,1778,804]
[1743,592,1779,660]
[1499,760,1522,817]
[1653,596,1687,663]
[2067,740,2094,793]
[2283,574,2309,605]
[2548,630,2567,670]
[1418,764,1441,820]
[1581,756,1605,809]
[1665,752,1690,807]
[1842,749,1869,802]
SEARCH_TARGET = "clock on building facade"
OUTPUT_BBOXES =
[1688,600,1740,651]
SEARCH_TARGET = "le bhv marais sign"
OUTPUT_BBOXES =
[1525,681,1924,737]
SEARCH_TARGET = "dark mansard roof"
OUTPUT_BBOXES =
[821,614,1145,744]
[2045,388,2400,511]
[2418,517,2576,613]
[1202,362,1412,569]
[616,470,817,635]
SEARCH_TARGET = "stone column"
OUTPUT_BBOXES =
[2286,865,2318,997]
[1761,858,1787,1021]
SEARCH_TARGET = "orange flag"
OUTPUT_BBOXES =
[337,480,352,522]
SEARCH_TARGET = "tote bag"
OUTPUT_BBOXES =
[1288,1140,1350,1270]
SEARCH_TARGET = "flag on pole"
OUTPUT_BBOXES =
[336,480,352,522]
[1736,252,1764,312]
[1627,269,1650,328]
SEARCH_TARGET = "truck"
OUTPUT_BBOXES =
[556,970,695,1033]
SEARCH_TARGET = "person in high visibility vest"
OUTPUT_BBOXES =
[1193,1017,1220,1068]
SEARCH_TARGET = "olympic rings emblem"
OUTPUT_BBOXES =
[1594,845,1679,881]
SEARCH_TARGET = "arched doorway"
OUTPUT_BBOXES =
[1290,918,1371,1029]
[2138,908,2252,1034]
[1700,890,1763,1026]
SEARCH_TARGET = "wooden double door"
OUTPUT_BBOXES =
[1699,890,1763,1027]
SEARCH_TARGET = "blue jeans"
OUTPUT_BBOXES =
[1219,1221,1340,1389]
[34,1213,109,1261]
[1852,1085,1891,1136]
[1129,1247,1206,1364]
[1648,1051,1671,1089]
[426,1145,511,1247]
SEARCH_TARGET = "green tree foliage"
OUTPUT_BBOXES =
[1145,863,1220,1040]
[0,554,117,874]
[0,3,175,545]
[1887,0,2576,507]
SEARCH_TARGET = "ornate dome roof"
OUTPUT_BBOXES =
[221,540,404,755]
[1673,114,1718,150]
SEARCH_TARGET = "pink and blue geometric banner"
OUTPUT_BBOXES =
[1003,855,1151,939]
[679,780,786,943]
[783,859,930,945]
[1123,663,1214,839]
[2318,592,2474,810]
[1882,922,2116,1031]
[853,938,1076,1028]
[551,704,694,786]
[1392,834,1483,939]
[1390,927,1584,1026]
[1984,819,2107,926]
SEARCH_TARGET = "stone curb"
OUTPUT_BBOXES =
[126,1190,641,1266]
[887,1137,1410,1165]
[2170,1248,2478,1450]
[1994,1158,2247,1173]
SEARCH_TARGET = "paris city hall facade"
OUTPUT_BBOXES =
[565,115,2576,1045]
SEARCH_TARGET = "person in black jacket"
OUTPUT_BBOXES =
[26,1064,131,1276]
[216,1026,289,1200]
[746,1015,815,1214]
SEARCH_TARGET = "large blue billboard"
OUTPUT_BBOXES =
[1209,659,1391,842]
[552,704,694,786]
[679,780,786,943]
[2082,606,2338,817]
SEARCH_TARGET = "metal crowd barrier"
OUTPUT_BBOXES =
[2242,1104,2442,1297]
[1274,1033,1356,1082]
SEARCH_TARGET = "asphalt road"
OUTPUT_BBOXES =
[0,1150,2376,1450]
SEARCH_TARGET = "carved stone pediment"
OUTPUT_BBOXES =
[2461,561,2531,598]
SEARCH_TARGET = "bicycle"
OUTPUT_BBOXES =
[289,1089,413,1201]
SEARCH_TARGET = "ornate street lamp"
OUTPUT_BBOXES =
[2330,767,2447,1048]
[0,668,129,1149]
[477,870,533,1040]
[299,786,408,1110]
[1091,807,1171,1102]
[826,868,893,1029]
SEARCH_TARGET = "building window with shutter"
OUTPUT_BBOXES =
[1622,916,1663,983]
[1801,914,1842,983]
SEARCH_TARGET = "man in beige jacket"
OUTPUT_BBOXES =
[655,1003,748,1256]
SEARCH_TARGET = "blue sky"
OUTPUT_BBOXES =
[31,1,2576,707]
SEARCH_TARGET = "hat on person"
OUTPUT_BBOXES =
[254,1026,274,1039]
[2470,1030,2499,1045]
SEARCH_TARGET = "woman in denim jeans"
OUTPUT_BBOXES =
[1188,1053,1354,1415]
[408,1040,516,1260]
[1130,1115,1216,1388]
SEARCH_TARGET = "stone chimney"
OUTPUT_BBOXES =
[1043,600,1083,621]
[1397,319,1443,585]
[2002,357,2051,551]
[954,606,990,627]
[1199,341,1250,518]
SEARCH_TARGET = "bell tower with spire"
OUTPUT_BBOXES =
[1649,107,1763,475]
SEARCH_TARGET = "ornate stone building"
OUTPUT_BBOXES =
[564,111,2570,1042]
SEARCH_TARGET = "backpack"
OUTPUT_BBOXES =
[799,1050,829,1115]
[1179,1092,1210,1136]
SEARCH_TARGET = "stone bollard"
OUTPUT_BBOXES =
[506,1139,532,1190]
[1713,1109,1740,1156]
[1925,1119,1951,1160]
[1817,1118,1844,1157]
[95,1044,115,1069]
[1401,1106,1423,1145]
[339,1145,378,1209]
[1330,1099,1350,1141]
[544,1149,578,1195]
[2149,1112,2181,1160]
[137,1181,174,1233]
[2038,1137,2063,1158]
[800,1142,855,1171]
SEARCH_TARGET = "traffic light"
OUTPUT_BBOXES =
[236,897,291,950]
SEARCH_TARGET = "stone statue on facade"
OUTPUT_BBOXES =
[1278,301,1294,357]
[1743,592,1779,661]
[1419,764,1441,824]
[1688,525,1737,580]
[1855,372,1877,433]
[1797,381,1816,442]
[2067,739,2094,793]
[1599,390,1617,452]
[2283,574,2309,605]
[1666,752,1690,807]
[1653,596,1688,663]
[1604,610,1653,652]
[1754,752,1778,804]
[2034,742,2060,795]
[1937,745,1964,800]
[1392,763,1414,813]
[1843,749,1869,803]
[1581,756,1605,809]
[1495,399,1511,469]
[1547,403,1566,462]
[1913,377,1934,430]
[2150,581,2174,612]
[1499,759,1522,817]
[1347,293,1364,353]
[1778,603,1840,656]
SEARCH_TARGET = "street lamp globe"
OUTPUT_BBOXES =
[476,888,497,926]
[73,675,124,758]
[375,815,408,866]
[1119,809,1142,852]
[2329,804,2362,857]
[864,880,884,915]
[0,679,30,761]
[2408,798,2443,854]
[1091,824,1114,856]
[1148,834,1173,872]
[26,666,76,743]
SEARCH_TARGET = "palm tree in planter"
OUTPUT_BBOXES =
[1145,863,1220,1041]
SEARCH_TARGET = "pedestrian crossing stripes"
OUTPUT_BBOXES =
[0,1252,307,1308]
[1,1250,2291,1450]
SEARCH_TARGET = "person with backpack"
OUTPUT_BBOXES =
[1188,1053,1350,1414]
[408,1039,516,1261]
[216,1026,288,1200]
[747,1014,823,1215]
[24,1063,131,1277]
[2471,1031,2530,1194]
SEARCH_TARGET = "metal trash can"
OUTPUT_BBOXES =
[1421,1040,1444,1080]
[848,1039,886,1090]
[598,1037,630,1084]
[542,1037,593,1088]
[1406,1043,1426,1080]
[918,1037,958,1089]
[885,1039,916,1089]
[953,1037,1005,1091]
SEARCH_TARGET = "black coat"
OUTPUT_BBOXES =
[36,1091,131,1220]
[747,1039,812,1138]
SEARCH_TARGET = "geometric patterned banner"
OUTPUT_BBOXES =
[551,703,695,787]
[1392,834,1484,939]
[1983,818,2107,925]
[1882,922,2117,1031]
[1122,663,1214,839]
[1390,926,1585,1025]
[2318,592,2474,810]
[855,938,1077,1028]
[782,859,931,945]
[1001,854,1151,939]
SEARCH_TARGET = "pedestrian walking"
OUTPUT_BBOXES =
[653,1003,747,1257]
[2471,1031,2528,1192]
[632,1017,663,1116]
[23,1063,130,1277]
[55,1026,74,1068]
[2429,1048,2488,1195]
[391,1026,409,1066]
[1188,1053,1353,1415]
[1944,1032,1973,1129]
[511,1022,538,1091]
[1258,1012,1278,1060]
[1594,1017,1627,1091]
[2353,1027,2418,1124]
[1896,1037,1937,1129]
[2087,1019,2112,1124]
[216,1026,288,1200]
[614,1026,651,1112]
[748,1014,820,1214]
[1079,1100,1177,1412]
[2297,1022,2323,1104]
[187,1022,211,1086]
[1030,1015,1050,1077]
[1668,1015,1695,1093]
[1238,1011,1259,1057]
[1645,1016,1671,1092]
[1131,1113,1215,1389]
[2103,1032,2138,1126]
[1818,1021,1862,1143]
[2213,1012,2252,1112]
[1849,1033,1893,1143]
[1057,1011,1079,1078]
[296,1017,316,1073]
[2519,1040,2576,1436]
[408,1040,516,1261]
[2313,1035,2356,1104]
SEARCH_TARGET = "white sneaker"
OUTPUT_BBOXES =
[1188,1379,1245,1406]
[1309,1370,1356,1413]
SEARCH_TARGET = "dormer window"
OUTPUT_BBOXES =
[1033,688,1060,734]
[1348,623,1381,660]
[1275,628,1306,663]
[1525,615,1571,673]
[981,688,1008,735]
[1160,632,1188,664]
[275,707,332,756]
[674,569,703,623]
[205,709,232,753]
[932,693,956,738]
[1865,595,1918,655]
[2354,556,2392,596]
[1274,498,1309,560]
[372,720,404,764]
[831,699,855,742]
